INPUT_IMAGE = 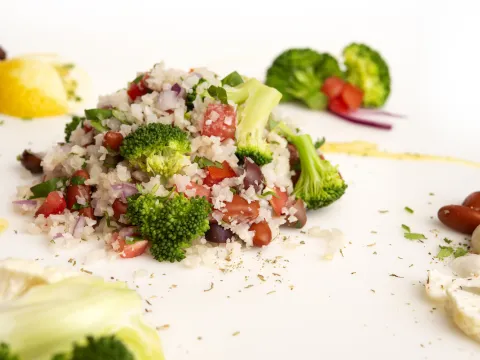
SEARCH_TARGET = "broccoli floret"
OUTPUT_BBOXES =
[272,121,346,209]
[120,123,191,178]
[225,78,282,165]
[127,193,211,262]
[64,116,85,142]
[343,43,391,108]
[265,49,342,110]
[0,343,19,360]
[51,336,134,360]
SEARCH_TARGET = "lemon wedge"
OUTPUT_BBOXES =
[0,58,68,118]
[17,53,92,112]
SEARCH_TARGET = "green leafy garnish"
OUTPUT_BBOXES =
[404,233,426,241]
[70,176,86,185]
[65,116,85,142]
[314,137,326,149]
[72,202,89,210]
[30,178,67,199]
[454,247,468,258]
[186,78,206,111]
[259,190,280,199]
[221,71,244,87]
[207,85,228,104]
[84,108,111,133]
[404,206,414,214]
[194,156,223,169]
[131,74,144,84]
[437,246,454,260]
[401,224,411,232]
[444,238,453,244]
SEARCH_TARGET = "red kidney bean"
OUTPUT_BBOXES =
[223,195,260,223]
[66,170,91,211]
[79,207,96,220]
[243,157,264,192]
[19,150,43,174]
[250,221,272,247]
[463,192,480,212]
[285,200,307,229]
[102,131,124,152]
[205,222,233,243]
[112,198,128,220]
[287,143,299,167]
[438,205,480,234]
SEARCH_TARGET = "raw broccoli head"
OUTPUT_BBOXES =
[126,193,211,262]
[51,336,134,360]
[0,343,19,360]
[343,43,391,108]
[272,121,346,209]
[227,79,282,165]
[265,49,342,110]
[120,123,190,178]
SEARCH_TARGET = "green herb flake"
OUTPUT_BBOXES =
[84,108,113,121]
[29,178,67,199]
[378,210,389,214]
[404,233,427,241]
[259,190,279,199]
[193,156,223,169]
[454,247,468,258]
[401,224,411,233]
[443,238,453,244]
[437,246,454,260]
[404,206,414,214]
[71,202,89,211]
[125,235,143,245]
[131,74,144,84]
[314,137,326,149]
[207,85,228,104]
[221,71,244,87]
[0,120,4,126]
[429,192,435,196]
[70,176,85,185]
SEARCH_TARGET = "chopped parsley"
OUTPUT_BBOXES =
[404,233,427,241]
[221,71,244,87]
[0,120,4,126]
[314,137,326,149]
[436,245,468,260]
[29,178,67,199]
[70,176,86,185]
[404,206,414,214]
[193,156,223,169]
[72,202,89,210]
[401,224,411,232]
[207,85,228,104]
[378,210,389,214]
[443,238,453,244]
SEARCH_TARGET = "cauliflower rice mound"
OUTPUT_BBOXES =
[15,62,303,267]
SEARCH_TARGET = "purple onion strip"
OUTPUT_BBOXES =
[73,216,86,238]
[329,110,393,130]
[12,200,37,207]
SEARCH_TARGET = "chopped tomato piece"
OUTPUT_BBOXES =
[341,83,364,111]
[186,182,211,199]
[223,194,260,222]
[203,161,236,187]
[79,207,96,220]
[321,76,345,100]
[328,97,349,115]
[35,191,66,218]
[250,221,272,247]
[127,75,149,101]
[201,104,236,141]
[111,232,149,259]
[270,187,289,216]
[112,199,128,220]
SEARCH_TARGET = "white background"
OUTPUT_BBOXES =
[1,1,480,359]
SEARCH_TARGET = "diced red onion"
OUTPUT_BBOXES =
[329,110,392,130]
[112,183,138,201]
[12,200,37,207]
[158,90,179,111]
[119,226,137,238]
[73,216,85,238]
[53,233,64,240]
[171,83,182,94]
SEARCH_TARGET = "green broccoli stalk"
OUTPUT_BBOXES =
[0,343,20,360]
[265,49,342,110]
[225,78,282,165]
[51,335,134,360]
[343,43,391,108]
[272,121,347,209]
[127,193,211,262]
[120,123,190,178]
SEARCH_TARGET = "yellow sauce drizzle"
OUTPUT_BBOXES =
[322,141,480,168]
